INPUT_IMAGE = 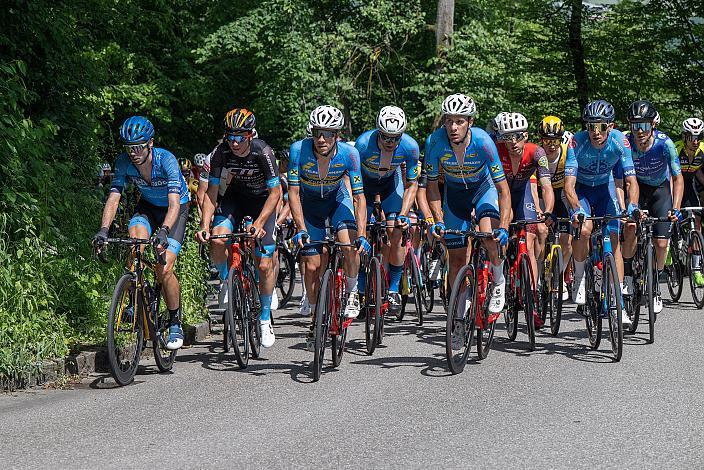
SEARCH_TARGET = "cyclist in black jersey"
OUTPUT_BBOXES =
[196,108,282,348]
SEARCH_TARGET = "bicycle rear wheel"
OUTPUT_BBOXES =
[476,263,496,360]
[645,243,655,344]
[364,257,382,355]
[313,269,333,382]
[244,264,261,359]
[446,264,477,374]
[276,247,296,309]
[226,272,249,369]
[107,273,144,386]
[520,255,536,351]
[689,230,704,308]
[604,253,623,361]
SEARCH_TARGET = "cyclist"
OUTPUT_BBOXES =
[196,108,282,348]
[538,116,575,299]
[93,116,190,350]
[674,117,704,285]
[425,93,511,316]
[354,106,420,312]
[495,112,554,327]
[621,100,683,314]
[288,105,368,349]
[564,99,639,326]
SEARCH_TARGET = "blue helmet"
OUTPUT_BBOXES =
[582,100,615,123]
[120,116,154,144]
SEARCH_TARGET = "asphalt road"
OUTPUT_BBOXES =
[2,283,703,469]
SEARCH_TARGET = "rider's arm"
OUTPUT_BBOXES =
[564,176,580,212]
[162,192,182,229]
[347,146,367,238]
[399,136,421,217]
[667,138,684,209]
[196,179,208,211]
[253,144,282,230]
[287,143,306,233]
[100,191,122,229]
[625,175,639,209]
[613,178,625,211]
[162,154,186,229]
[539,177,554,214]
[200,147,224,232]
[427,180,443,222]
[534,148,554,214]
[495,179,511,229]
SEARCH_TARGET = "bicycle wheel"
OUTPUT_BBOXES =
[584,259,601,349]
[666,237,684,301]
[244,264,261,359]
[520,255,536,351]
[445,264,477,374]
[276,247,296,309]
[476,262,496,360]
[689,230,704,308]
[410,253,424,326]
[331,311,347,367]
[645,242,655,344]
[505,264,518,342]
[225,271,249,369]
[151,286,177,372]
[604,253,623,361]
[313,269,333,382]
[420,246,435,313]
[548,246,563,336]
[106,273,144,386]
[440,256,449,312]
[364,257,382,355]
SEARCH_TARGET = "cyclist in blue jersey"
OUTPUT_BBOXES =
[355,106,420,312]
[564,100,639,321]
[288,105,368,349]
[620,100,682,313]
[94,116,190,350]
[425,94,512,319]
[196,108,282,348]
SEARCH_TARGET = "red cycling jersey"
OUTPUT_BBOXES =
[497,142,550,189]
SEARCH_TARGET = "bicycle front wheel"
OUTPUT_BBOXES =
[666,237,684,301]
[276,247,296,309]
[244,264,261,359]
[548,246,563,336]
[411,253,424,326]
[604,253,623,361]
[446,264,477,374]
[584,259,601,349]
[364,257,382,355]
[313,269,334,382]
[420,246,435,313]
[689,230,704,308]
[645,242,655,344]
[107,273,144,386]
[520,255,536,351]
[226,271,249,369]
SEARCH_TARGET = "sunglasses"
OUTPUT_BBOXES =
[497,132,526,143]
[684,133,702,142]
[379,133,402,144]
[630,121,653,133]
[586,122,611,132]
[312,128,338,139]
[541,138,561,145]
[225,133,250,144]
[124,142,149,154]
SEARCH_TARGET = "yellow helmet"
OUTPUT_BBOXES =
[538,116,565,139]
[224,108,256,132]
[178,158,192,172]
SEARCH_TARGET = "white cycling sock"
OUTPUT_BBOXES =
[491,260,505,284]
[346,276,358,293]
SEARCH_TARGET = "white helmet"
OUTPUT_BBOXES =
[309,105,344,130]
[101,162,111,171]
[377,106,407,135]
[305,121,313,138]
[561,130,574,146]
[654,112,661,127]
[441,93,477,117]
[683,117,704,137]
[492,112,510,132]
[496,112,529,135]
[193,153,207,167]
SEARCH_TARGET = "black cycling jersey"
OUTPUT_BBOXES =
[206,139,280,200]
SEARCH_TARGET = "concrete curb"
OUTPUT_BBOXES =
[2,320,211,391]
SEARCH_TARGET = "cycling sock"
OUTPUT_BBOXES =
[168,308,180,325]
[357,270,366,294]
[346,276,358,293]
[215,261,228,281]
[259,294,272,321]
[491,260,505,284]
[388,263,403,293]
[623,257,633,276]
[574,259,586,280]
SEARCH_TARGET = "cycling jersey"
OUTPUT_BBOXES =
[497,142,550,189]
[355,130,420,182]
[564,129,635,186]
[626,130,681,186]
[424,127,506,189]
[288,138,363,199]
[676,140,704,207]
[111,147,190,207]
[543,142,572,190]
[207,139,280,200]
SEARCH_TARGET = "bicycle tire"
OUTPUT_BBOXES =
[604,253,623,361]
[244,264,261,359]
[331,315,347,367]
[584,259,601,349]
[666,237,684,301]
[420,247,435,313]
[445,264,477,374]
[226,271,249,369]
[276,247,296,309]
[476,259,496,360]
[689,230,704,308]
[151,286,177,372]
[107,273,144,386]
[313,269,333,382]
[364,257,382,355]
[440,256,449,312]
[505,261,518,341]
[410,253,424,326]
[645,242,655,344]
[549,246,563,336]
[520,255,536,351]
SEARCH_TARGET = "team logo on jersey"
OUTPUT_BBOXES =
[410,166,419,177]
[491,164,502,174]
[302,162,315,171]
[289,169,299,176]
[538,156,549,168]
[526,202,536,211]
[353,175,361,184]
[623,137,631,149]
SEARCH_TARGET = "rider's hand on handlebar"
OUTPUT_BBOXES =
[92,226,109,247]
[670,208,683,222]
[196,229,210,244]
[493,228,509,247]
[429,221,445,239]
[292,230,308,248]
[395,214,410,230]
[249,222,266,239]
[356,236,371,255]
[571,207,586,227]
[542,211,557,227]
[627,203,640,220]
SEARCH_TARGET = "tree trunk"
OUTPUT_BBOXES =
[436,0,455,53]
[568,0,589,125]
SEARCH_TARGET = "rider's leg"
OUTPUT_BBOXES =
[210,216,233,282]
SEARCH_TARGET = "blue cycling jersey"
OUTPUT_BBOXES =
[424,127,505,190]
[354,130,420,182]
[288,139,364,199]
[564,129,635,186]
[625,130,681,186]
[111,147,190,207]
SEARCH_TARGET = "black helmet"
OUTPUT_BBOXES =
[582,99,615,123]
[627,100,657,122]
